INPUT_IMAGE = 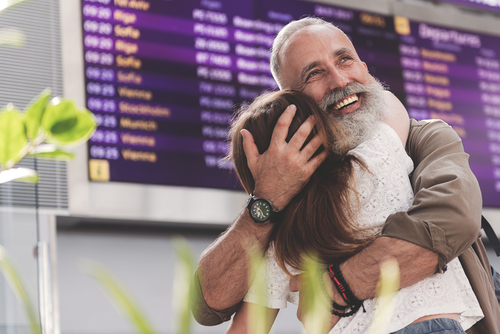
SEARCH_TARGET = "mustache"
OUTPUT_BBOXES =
[319,82,369,112]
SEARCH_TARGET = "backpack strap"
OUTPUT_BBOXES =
[482,215,500,257]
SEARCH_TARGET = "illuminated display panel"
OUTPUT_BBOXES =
[397,20,500,207]
[81,0,500,207]
[82,0,262,189]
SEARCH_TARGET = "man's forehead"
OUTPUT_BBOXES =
[292,24,345,40]
[280,25,356,64]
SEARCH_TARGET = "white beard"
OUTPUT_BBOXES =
[319,77,387,151]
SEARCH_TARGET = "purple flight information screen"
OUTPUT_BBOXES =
[82,0,500,207]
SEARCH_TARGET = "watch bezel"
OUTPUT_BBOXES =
[249,198,272,222]
[246,193,277,223]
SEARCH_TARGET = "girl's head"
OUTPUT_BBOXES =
[229,90,374,274]
[229,90,349,194]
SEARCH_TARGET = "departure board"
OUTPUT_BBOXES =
[82,0,500,207]
[398,20,500,207]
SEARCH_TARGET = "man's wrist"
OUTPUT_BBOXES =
[234,209,273,243]
[322,271,347,306]
[252,191,287,211]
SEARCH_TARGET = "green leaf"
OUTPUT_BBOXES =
[50,117,78,135]
[0,0,27,12]
[0,168,38,184]
[81,260,157,334]
[31,149,75,160]
[0,28,26,47]
[42,99,96,145]
[0,245,42,334]
[24,89,51,140]
[172,238,198,334]
[30,144,75,160]
[0,106,28,168]
[41,99,78,139]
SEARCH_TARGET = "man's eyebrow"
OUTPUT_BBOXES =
[334,47,351,57]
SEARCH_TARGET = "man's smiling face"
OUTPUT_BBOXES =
[278,25,371,116]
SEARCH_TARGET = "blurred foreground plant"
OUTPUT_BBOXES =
[0,89,96,183]
[247,247,269,334]
[300,254,331,334]
[0,245,41,334]
[369,258,400,334]
[0,0,26,12]
[76,241,398,334]
[81,259,158,334]
[0,27,25,47]
[0,0,28,46]
[172,237,199,334]
[0,88,96,334]
[80,238,200,334]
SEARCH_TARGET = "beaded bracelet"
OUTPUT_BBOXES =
[330,302,362,317]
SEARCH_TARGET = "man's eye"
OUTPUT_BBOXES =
[340,56,352,63]
[306,71,319,80]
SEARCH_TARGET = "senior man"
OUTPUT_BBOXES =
[191,17,500,333]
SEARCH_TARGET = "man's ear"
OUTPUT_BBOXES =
[362,62,368,70]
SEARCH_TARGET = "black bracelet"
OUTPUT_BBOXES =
[327,263,366,317]
[328,263,362,306]
[318,269,349,311]
[330,302,362,317]
[331,300,349,311]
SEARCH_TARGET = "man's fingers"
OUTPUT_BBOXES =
[300,133,324,161]
[270,104,297,145]
[306,146,328,171]
[287,114,316,150]
[241,129,259,165]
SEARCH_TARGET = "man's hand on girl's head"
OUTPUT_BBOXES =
[241,104,327,210]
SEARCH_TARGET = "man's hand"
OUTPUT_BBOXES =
[241,104,328,210]
[289,274,341,333]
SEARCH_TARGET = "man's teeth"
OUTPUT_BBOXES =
[334,95,359,110]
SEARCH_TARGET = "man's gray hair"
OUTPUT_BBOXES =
[270,17,336,89]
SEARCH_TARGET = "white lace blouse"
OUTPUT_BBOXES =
[243,122,483,333]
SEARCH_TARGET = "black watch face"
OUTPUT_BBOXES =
[250,199,272,222]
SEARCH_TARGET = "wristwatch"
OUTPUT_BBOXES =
[246,193,280,223]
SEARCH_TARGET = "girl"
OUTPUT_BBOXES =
[226,89,482,333]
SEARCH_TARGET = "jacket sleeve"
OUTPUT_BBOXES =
[189,270,242,326]
[381,119,483,272]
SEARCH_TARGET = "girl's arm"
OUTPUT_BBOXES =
[225,302,279,334]
[382,91,410,147]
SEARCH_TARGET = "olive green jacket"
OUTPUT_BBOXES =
[383,119,500,334]
[191,119,500,333]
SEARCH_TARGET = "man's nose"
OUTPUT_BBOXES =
[326,66,349,90]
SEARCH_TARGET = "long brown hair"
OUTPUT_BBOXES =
[229,90,376,275]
